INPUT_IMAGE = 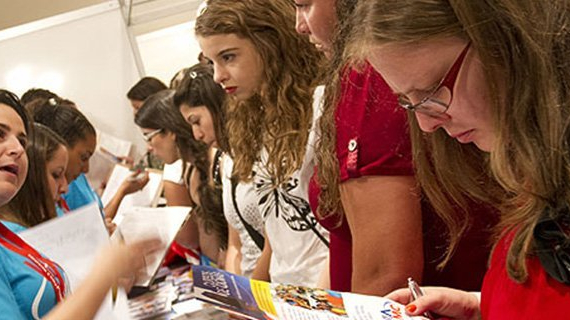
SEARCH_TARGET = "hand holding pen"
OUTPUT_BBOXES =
[407,278,434,319]
[386,282,481,320]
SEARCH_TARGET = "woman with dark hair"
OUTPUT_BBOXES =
[174,63,264,276]
[0,123,68,230]
[135,89,228,265]
[29,98,148,223]
[127,77,167,113]
[0,89,160,319]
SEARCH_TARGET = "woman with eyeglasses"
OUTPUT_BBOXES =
[349,0,570,318]
[294,0,496,296]
[0,89,160,319]
[135,89,228,266]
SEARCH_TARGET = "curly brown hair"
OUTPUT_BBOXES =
[195,0,324,185]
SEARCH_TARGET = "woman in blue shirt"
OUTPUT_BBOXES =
[0,89,160,319]
[28,98,149,223]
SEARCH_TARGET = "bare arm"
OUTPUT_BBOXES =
[317,255,330,289]
[225,224,242,274]
[163,180,193,206]
[251,236,271,281]
[164,180,200,249]
[44,239,161,320]
[104,172,150,220]
[341,175,423,296]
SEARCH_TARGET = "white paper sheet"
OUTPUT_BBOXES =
[112,206,192,286]
[98,131,133,158]
[101,164,164,216]
[19,203,116,319]
[86,131,133,193]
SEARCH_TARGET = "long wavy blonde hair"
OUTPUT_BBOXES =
[195,0,324,185]
[348,0,570,282]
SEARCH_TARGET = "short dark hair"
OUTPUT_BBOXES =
[29,99,95,148]
[0,89,30,133]
[20,88,59,107]
[127,77,167,101]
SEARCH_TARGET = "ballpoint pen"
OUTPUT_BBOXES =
[408,277,434,319]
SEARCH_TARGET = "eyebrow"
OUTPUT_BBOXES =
[0,123,27,139]
[217,47,238,58]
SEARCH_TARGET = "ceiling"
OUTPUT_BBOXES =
[0,0,105,31]
[0,0,203,35]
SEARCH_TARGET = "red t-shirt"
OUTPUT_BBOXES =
[481,232,570,319]
[309,63,495,292]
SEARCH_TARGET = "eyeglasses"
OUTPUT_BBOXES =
[142,128,163,142]
[398,42,471,116]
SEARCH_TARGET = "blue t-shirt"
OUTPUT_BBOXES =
[1,221,26,234]
[0,222,64,319]
[62,174,104,214]
[55,205,65,218]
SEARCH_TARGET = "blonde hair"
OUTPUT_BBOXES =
[195,0,324,184]
[349,0,570,281]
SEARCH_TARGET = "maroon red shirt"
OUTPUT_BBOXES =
[309,63,495,292]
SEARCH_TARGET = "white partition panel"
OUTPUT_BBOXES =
[0,1,146,155]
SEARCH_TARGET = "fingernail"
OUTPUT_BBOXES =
[406,304,417,313]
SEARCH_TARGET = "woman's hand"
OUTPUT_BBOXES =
[386,287,481,320]
[96,238,163,282]
[104,217,116,235]
[119,171,150,196]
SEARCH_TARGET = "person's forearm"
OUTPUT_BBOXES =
[103,188,126,220]
[352,266,421,296]
[251,238,271,281]
[44,267,115,320]
[225,226,242,274]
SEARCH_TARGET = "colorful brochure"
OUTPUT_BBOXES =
[192,265,422,320]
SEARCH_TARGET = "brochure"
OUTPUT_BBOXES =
[192,266,422,320]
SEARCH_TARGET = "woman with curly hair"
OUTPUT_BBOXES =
[196,0,329,286]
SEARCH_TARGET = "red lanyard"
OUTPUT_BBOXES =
[0,223,66,302]
[58,199,70,213]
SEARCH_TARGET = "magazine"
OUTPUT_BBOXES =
[192,266,423,320]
